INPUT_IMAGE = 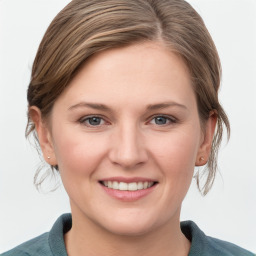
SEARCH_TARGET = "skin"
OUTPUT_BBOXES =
[31,42,216,256]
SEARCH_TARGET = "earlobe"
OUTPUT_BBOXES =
[195,111,217,166]
[29,106,57,166]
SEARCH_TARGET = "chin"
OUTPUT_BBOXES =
[96,210,162,237]
[105,221,155,237]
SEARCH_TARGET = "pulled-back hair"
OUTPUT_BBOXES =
[26,0,230,195]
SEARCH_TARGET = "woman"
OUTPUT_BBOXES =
[1,0,255,255]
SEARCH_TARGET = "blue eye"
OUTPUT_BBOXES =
[150,116,175,125]
[154,116,168,125]
[81,116,105,126]
[88,117,102,125]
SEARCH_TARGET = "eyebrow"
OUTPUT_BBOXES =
[68,101,187,112]
[68,102,112,112]
[146,102,188,111]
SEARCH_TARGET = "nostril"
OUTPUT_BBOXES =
[108,146,148,168]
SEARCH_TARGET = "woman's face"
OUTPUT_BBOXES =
[38,42,213,235]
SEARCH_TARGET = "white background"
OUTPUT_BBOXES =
[0,0,255,253]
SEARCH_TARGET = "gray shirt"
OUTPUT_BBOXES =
[1,214,254,256]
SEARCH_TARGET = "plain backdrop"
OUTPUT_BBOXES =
[0,0,256,253]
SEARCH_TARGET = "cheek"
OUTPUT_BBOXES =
[52,127,108,176]
[149,128,200,180]
[154,129,199,159]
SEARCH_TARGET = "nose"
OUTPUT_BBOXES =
[108,124,148,169]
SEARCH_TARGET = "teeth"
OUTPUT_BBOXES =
[119,182,128,190]
[128,182,137,191]
[143,181,148,189]
[137,182,143,190]
[112,181,119,189]
[102,181,155,191]
[108,181,112,189]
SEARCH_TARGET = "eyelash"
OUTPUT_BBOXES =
[148,115,177,126]
[79,115,109,127]
[78,114,177,128]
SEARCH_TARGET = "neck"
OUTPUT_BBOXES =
[65,208,191,256]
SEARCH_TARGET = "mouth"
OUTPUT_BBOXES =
[99,180,158,191]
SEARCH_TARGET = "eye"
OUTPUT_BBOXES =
[149,115,176,125]
[80,116,106,127]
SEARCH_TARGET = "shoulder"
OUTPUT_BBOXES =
[1,214,72,256]
[181,220,255,256]
[206,236,255,256]
[0,233,50,256]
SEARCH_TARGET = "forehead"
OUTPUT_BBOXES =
[54,42,196,111]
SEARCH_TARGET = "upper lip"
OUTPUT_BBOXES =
[99,177,158,183]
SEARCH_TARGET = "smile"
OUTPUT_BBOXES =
[100,181,156,191]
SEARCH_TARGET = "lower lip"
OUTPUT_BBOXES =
[100,183,157,201]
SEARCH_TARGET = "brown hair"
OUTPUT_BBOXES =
[26,0,230,195]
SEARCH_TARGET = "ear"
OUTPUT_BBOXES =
[29,106,57,166]
[195,111,217,166]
